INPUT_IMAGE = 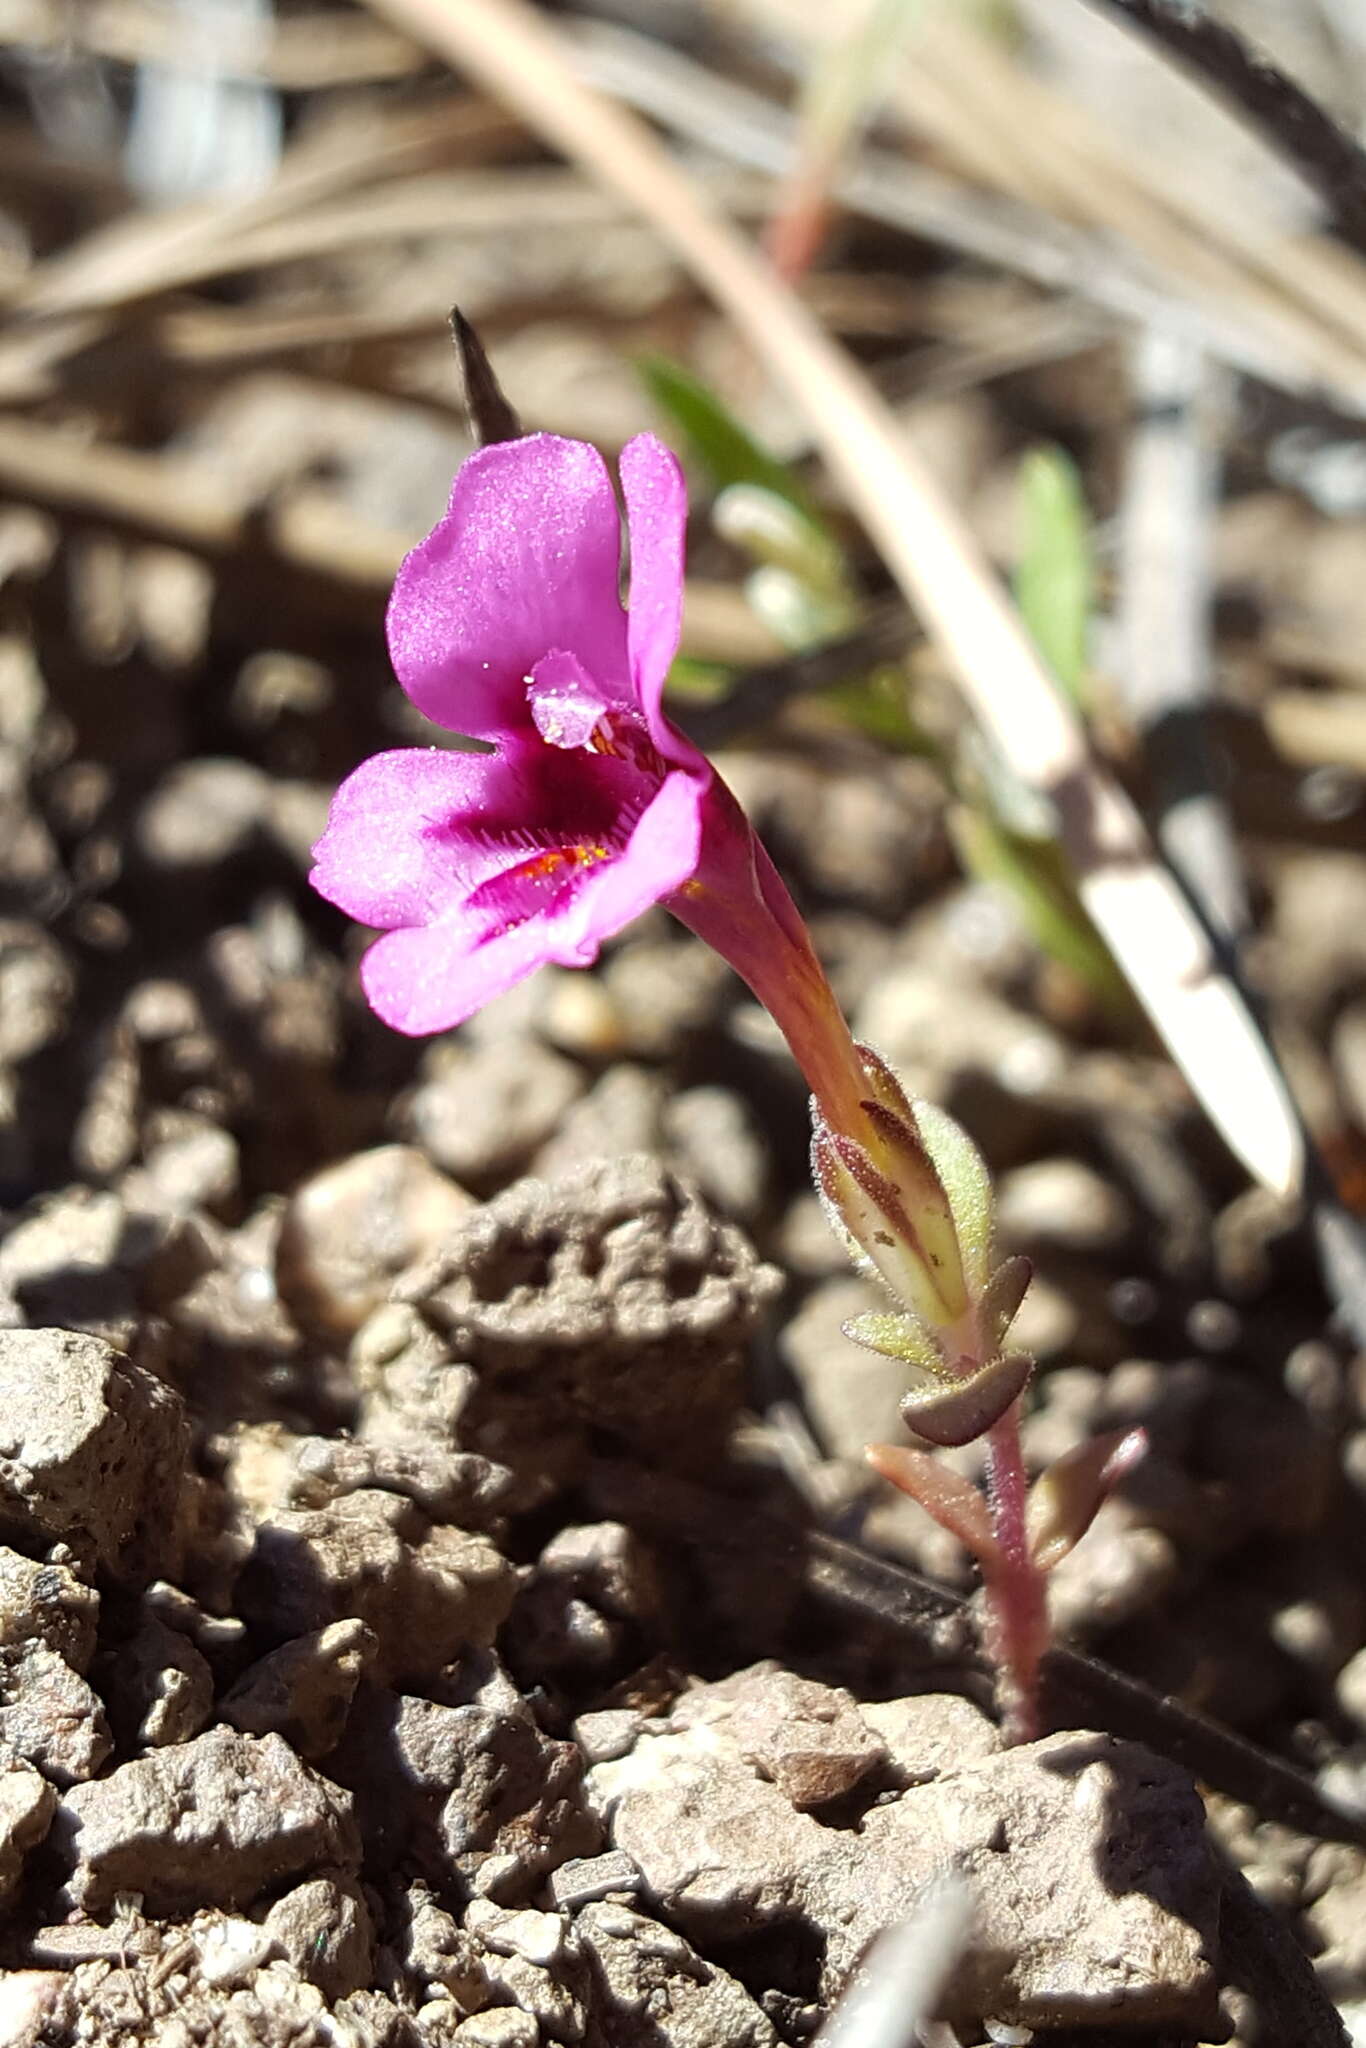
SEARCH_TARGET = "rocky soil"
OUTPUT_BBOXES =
[0,704,1363,2044]
[5,2,1366,2041]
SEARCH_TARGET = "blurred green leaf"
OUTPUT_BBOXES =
[713,483,850,598]
[826,667,927,752]
[664,656,734,704]
[639,354,815,515]
[1013,445,1093,710]
[949,804,1132,1016]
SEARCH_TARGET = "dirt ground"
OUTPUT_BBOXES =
[2,2,1366,2043]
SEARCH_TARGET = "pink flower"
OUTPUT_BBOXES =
[311,430,871,1134]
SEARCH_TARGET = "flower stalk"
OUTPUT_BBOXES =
[310,408,1145,1743]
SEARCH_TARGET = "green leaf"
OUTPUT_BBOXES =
[638,354,813,513]
[842,1309,945,1373]
[1014,445,1093,710]
[912,1099,995,1296]
[950,803,1133,1017]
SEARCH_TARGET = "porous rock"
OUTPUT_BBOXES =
[0,1545,98,1670]
[221,1618,377,1759]
[401,1156,780,1475]
[236,1488,515,1685]
[0,1328,188,1583]
[276,1144,476,1341]
[55,1724,360,1913]
[0,1747,56,1903]
[591,1682,1220,2032]
[577,1900,778,2048]
[286,1432,510,1531]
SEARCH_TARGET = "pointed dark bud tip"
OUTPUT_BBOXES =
[451,308,522,447]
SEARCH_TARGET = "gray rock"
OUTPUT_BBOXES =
[840,1733,1219,2029]
[0,1192,138,1344]
[671,1665,886,1811]
[263,1874,374,2000]
[236,1489,516,1686]
[220,1619,377,1759]
[778,1277,907,1459]
[336,1681,597,1903]
[275,1145,476,1341]
[590,1686,1220,2032]
[1337,1645,1366,1734]
[599,939,730,1059]
[532,1065,668,1184]
[98,1611,213,1751]
[135,757,267,869]
[1045,1502,1179,1642]
[403,1039,585,1190]
[0,1328,188,1583]
[399,1883,488,2008]
[0,1643,111,1785]
[664,1087,769,1224]
[447,2012,538,2048]
[860,1694,998,1781]
[463,1900,586,2041]
[995,1156,1131,1252]
[571,1710,645,1766]
[129,1110,240,1216]
[549,1850,642,1910]
[577,1900,778,2048]
[55,1725,360,1914]
[509,1523,664,1681]
[0,921,72,1065]
[0,1746,56,1903]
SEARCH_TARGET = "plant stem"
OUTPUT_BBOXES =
[983,1400,1048,1744]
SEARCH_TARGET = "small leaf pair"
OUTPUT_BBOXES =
[867,1427,1148,1577]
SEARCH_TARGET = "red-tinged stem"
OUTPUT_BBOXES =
[983,1400,1049,1744]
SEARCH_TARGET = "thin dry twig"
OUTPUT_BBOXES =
[814,1874,974,2048]
[1084,0,1366,256]
[742,0,1366,409]
[357,0,1304,1199]
[574,18,1348,404]
[0,0,427,89]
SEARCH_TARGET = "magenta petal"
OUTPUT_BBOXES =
[549,768,705,964]
[310,748,509,929]
[359,914,555,1037]
[388,434,629,742]
[620,434,693,761]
